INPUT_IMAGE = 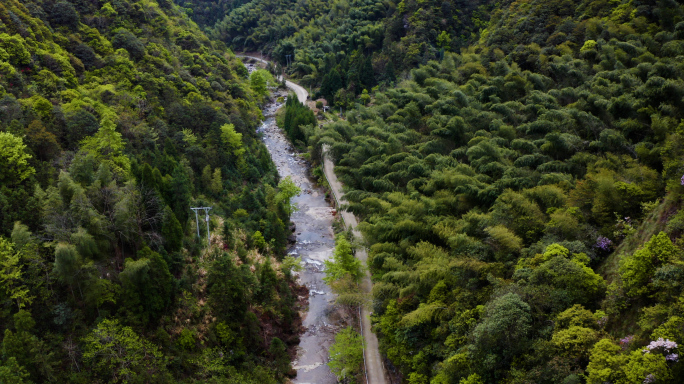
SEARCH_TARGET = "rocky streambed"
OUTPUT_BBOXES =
[258,96,338,384]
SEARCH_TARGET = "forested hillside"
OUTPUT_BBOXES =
[0,0,301,382]
[300,0,684,382]
[200,0,497,106]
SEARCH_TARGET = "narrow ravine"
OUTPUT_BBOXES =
[258,99,338,384]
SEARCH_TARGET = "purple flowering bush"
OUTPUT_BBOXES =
[595,236,612,252]
[643,338,679,362]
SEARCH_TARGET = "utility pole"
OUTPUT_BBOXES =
[191,208,200,238]
[190,207,212,246]
[204,208,211,245]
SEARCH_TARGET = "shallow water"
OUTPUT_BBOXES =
[258,100,338,384]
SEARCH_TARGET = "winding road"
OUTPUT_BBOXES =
[239,54,387,384]
[236,54,309,103]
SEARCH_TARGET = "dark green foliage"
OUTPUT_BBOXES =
[208,0,497,94]
[65,109,99,150]
[112,28,146,60]
[161,206,183,253]
[283,94,316,145]
[120,247,174,326]
[320,69,343,103]
[207,254,250,324]
[50,1,79,28]
[168,163,192,225]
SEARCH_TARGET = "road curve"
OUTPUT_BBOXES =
[235,55,309,103]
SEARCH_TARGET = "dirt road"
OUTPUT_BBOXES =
[235,54,309,103]
[323,153,387,384]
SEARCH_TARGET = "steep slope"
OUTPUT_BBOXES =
[181,0,497,105]
[294,0,684,382]
[0,1,302,383]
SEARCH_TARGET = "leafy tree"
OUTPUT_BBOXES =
[0,357,30,384]
[119,247,173,325]
[620,232,680,297]
[268,337,290,377]
[207,254,250,324]
[472,293,532,366]
[161,206,183,253]
[50,1,80,28]
[275,176,301,216]
[82,319,168,383]
[167,163,192,225]
[0,238,33,310]
[528,255,606,309]
[53,243,83,299]
[65,109,100,150]
[321,69,343,103]
[2,310,57,382]
[324,235,363,284]
[328,326,364,383]
[80,116,131,177]
[250,70,267,96]
[112,29,145,60]
[25,120,61,161]
[0,132,35,186]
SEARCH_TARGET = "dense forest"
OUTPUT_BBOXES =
[204,0,684,382]
[8,0,684,383]
[0,0,303,383]
[201,0,498,106]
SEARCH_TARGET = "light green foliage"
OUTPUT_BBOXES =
[328,326,364,383]
[529,254,606,307]
[324,235,363,284]
[586,339,628,384]
[0,34,30,66]
[252,231,267,250]
[82,319,167,382]
[0,238,32,309]
[10,222,32,251]
[275,176,301,216]
[437,31,452,49]
[100,2,117,17]
[210,168,223,194]
[620,232,680,296]
[651,316,684,342]
[459,374,484,384]
[177,328,196,351]
[249,70,269,96]
[281,255,303,274]
[555,305,597,329]
[0,357,30,383]
[220,123,246,171]
[552,326,599,358]
[80,117,131,177]
[587,338,672,384]
[581,40,598,52]
[0,132,35,185]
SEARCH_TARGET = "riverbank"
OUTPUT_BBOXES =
[259,92,338,384]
